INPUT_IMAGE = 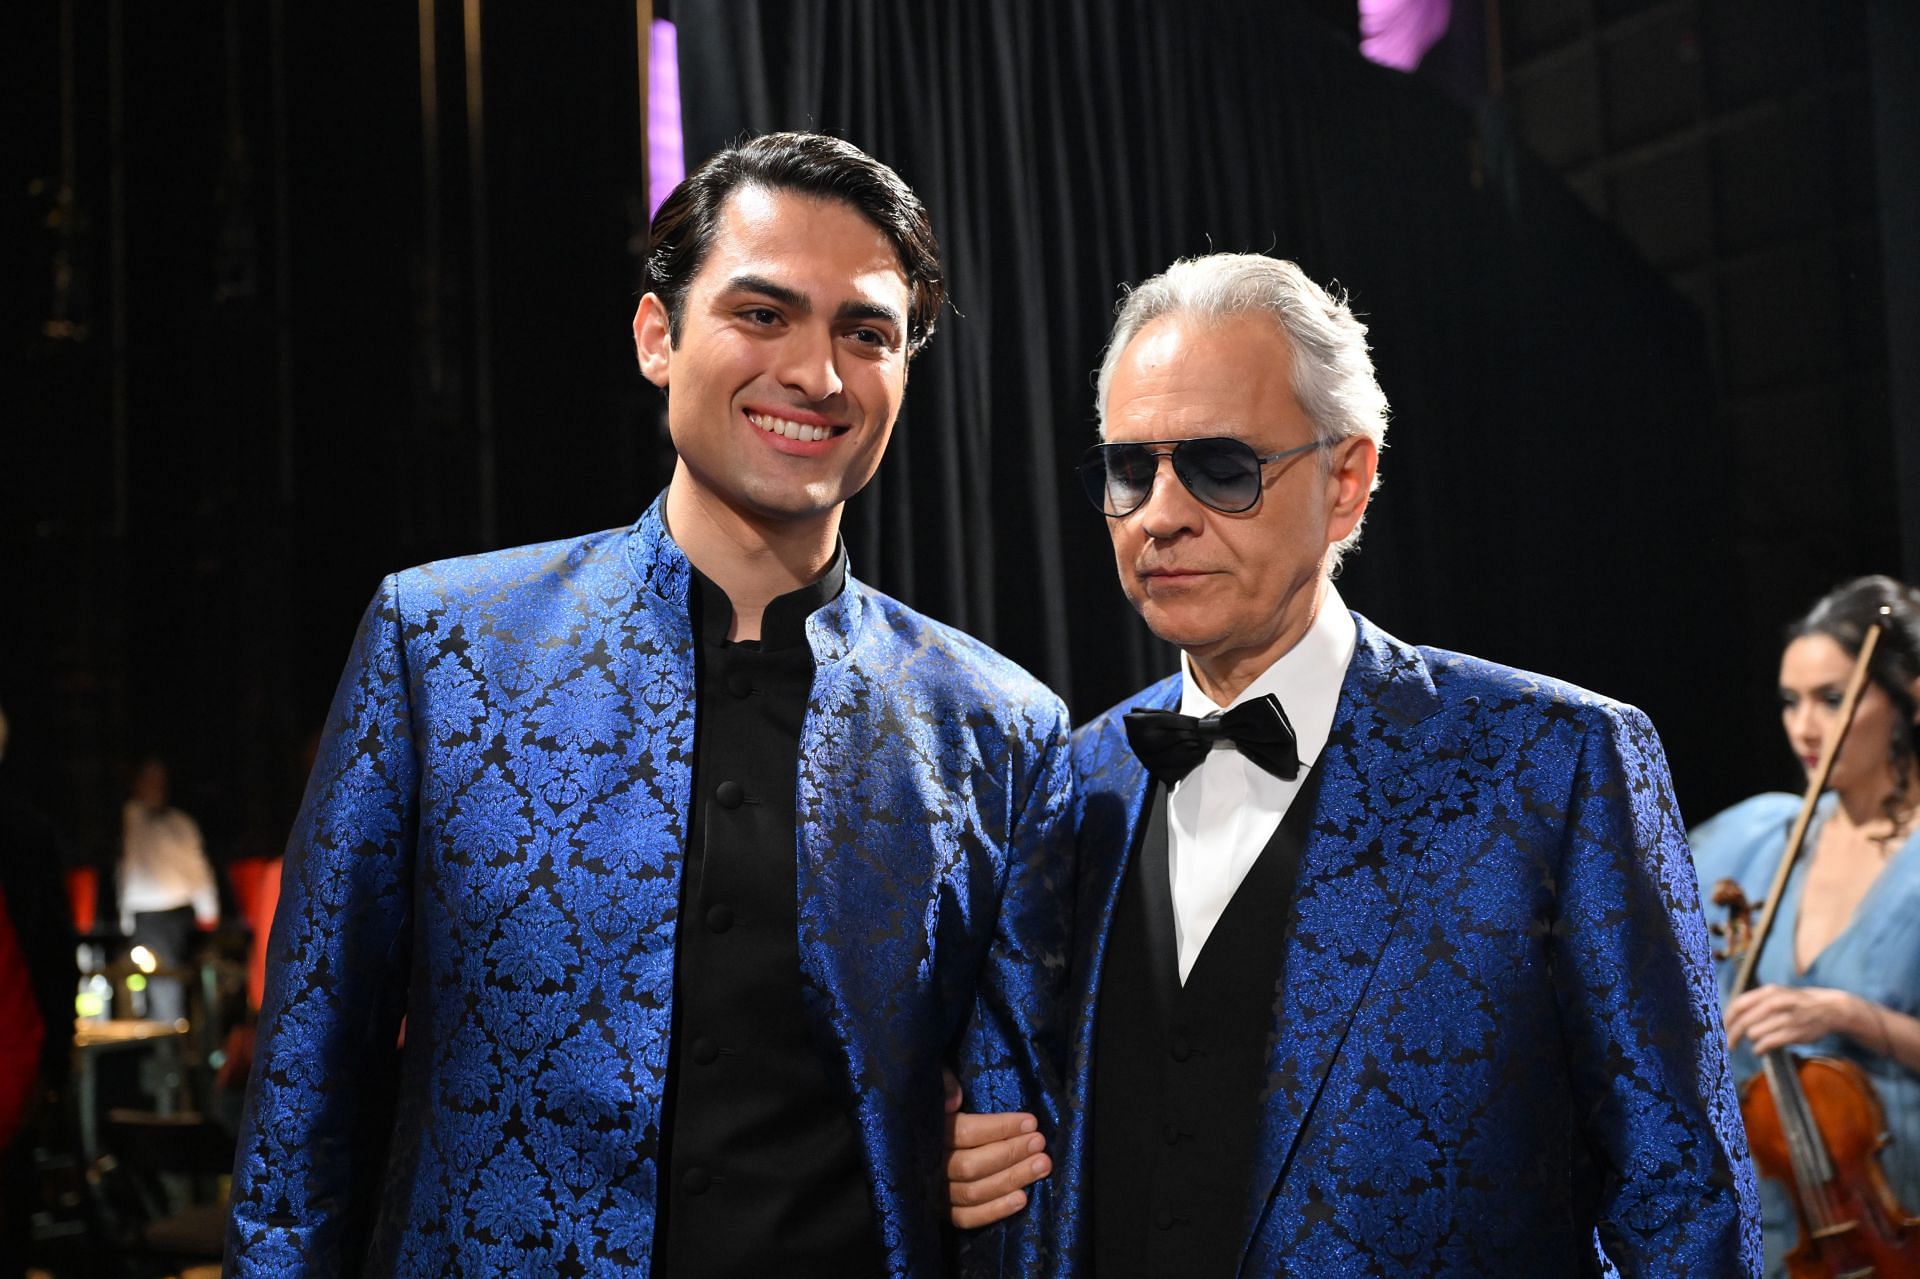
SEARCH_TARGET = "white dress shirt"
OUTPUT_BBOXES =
[119,800,220,934]
[1168,584,1358,984]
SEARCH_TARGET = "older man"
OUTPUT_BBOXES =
[229,133,1071,1278]
[948,253,1759,1276]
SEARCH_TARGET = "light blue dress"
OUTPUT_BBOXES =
[1692,792,1920,1278]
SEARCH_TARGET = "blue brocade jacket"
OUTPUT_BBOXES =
[226,495,1074,1277]
[1054,615,1762,1278]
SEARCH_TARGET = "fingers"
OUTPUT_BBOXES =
[946,1132,1053,1228]
[1725,985,1837,1053]
[1724,985,1787,1049]
[953,1109,1038,1151]
[952,1187,1033,1230]
[948,1127,1047,1185]
[942,1067,963,1115]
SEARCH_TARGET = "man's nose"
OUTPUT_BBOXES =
[1134,453,1203,538]
[777,325,843,402]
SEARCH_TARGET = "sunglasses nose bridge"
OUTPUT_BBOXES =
[1134,446,1208,521]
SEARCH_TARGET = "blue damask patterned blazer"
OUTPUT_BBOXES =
[226,494,1073,1277]
[1054,615,1761,1277]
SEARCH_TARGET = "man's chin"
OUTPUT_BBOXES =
[724,477,856,526]
[1132,602,1225,654]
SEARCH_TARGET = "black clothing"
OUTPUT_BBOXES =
[654,551,884,1279]
[1091,767,1322,1279]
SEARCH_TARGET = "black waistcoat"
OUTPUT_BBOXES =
[653,560,884,1279]
[1091,764,1323,1279]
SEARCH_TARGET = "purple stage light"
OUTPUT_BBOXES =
[1359,0,1451,72]
[648,18,684,217]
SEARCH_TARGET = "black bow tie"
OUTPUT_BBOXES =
[1123,694,1301,787]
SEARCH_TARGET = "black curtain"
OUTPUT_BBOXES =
[676,0,1757,819]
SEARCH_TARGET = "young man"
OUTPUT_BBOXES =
[228,133,1071,1278]
[949,253,1760,1277]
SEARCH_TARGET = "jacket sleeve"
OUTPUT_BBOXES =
[226,575,420,1275]
[952,697,1077,1278]
[1551,703,1763,1277]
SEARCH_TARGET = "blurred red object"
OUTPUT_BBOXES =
[63,867,97,933]
[227,857,284,1011]
[0,885,47,1151]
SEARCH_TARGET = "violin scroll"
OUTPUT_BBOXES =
[1710,878,1755,962]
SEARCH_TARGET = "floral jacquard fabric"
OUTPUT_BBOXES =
[226,493,1074,1277]
[1054,615,1762,1278]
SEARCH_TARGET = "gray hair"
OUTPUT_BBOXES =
[1095,253,1389,568]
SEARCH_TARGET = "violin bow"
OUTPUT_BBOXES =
[1729,607,1890,998]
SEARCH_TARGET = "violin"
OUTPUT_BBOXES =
[1712,609,1920,1278]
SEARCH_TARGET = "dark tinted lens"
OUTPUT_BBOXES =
[1172,438,1262,511]
[1078,445,1158,515]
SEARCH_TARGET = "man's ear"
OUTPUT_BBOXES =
[1325,435,1378,544]
[634,293,673,389]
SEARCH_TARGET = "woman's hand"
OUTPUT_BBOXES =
[1724,984,1870,1054]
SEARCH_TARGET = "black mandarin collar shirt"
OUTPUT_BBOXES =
[657,540,881,1278]
[688,544,847,650]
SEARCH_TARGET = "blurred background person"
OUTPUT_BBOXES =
[117,755,216,1022]
[1693,575,1920,1278]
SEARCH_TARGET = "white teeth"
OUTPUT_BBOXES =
[749,411,833,443]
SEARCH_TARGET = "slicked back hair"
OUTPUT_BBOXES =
[645,131,944,356]
[1096,253,1390,569]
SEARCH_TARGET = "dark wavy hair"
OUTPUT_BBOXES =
[644,131,944,356]
[1790,574,1920,826]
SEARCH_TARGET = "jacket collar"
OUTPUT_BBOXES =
[623,489,864,667]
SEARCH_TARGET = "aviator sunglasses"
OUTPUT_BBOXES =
[1076,436,1330,517]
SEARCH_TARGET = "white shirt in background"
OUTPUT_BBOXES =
[119,800,219,934]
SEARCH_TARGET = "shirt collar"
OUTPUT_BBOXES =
[1179,582,1358,766]
[689,542,848,652]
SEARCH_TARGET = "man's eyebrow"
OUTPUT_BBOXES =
[719,273,904,333]
[835,299,905,331]
[721,273,810,313]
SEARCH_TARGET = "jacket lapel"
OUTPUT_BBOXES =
[1236,616,1468,1257]
[1059,673,1179,1257]
[1074,674,1182,1030]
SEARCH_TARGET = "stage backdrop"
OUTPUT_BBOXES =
[675,0,1756,818]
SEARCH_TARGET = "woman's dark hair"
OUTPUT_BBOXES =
[644,131,944,356]
[1790,574,1920,824]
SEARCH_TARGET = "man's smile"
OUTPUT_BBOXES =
[743,405,853,457]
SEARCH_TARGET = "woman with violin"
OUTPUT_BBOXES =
[1694,575,1920,1278]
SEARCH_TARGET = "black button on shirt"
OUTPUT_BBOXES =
[655,547,883,1278]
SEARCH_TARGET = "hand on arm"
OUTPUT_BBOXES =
[948,704,1073,1271]
[942,1067,1051,1229]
